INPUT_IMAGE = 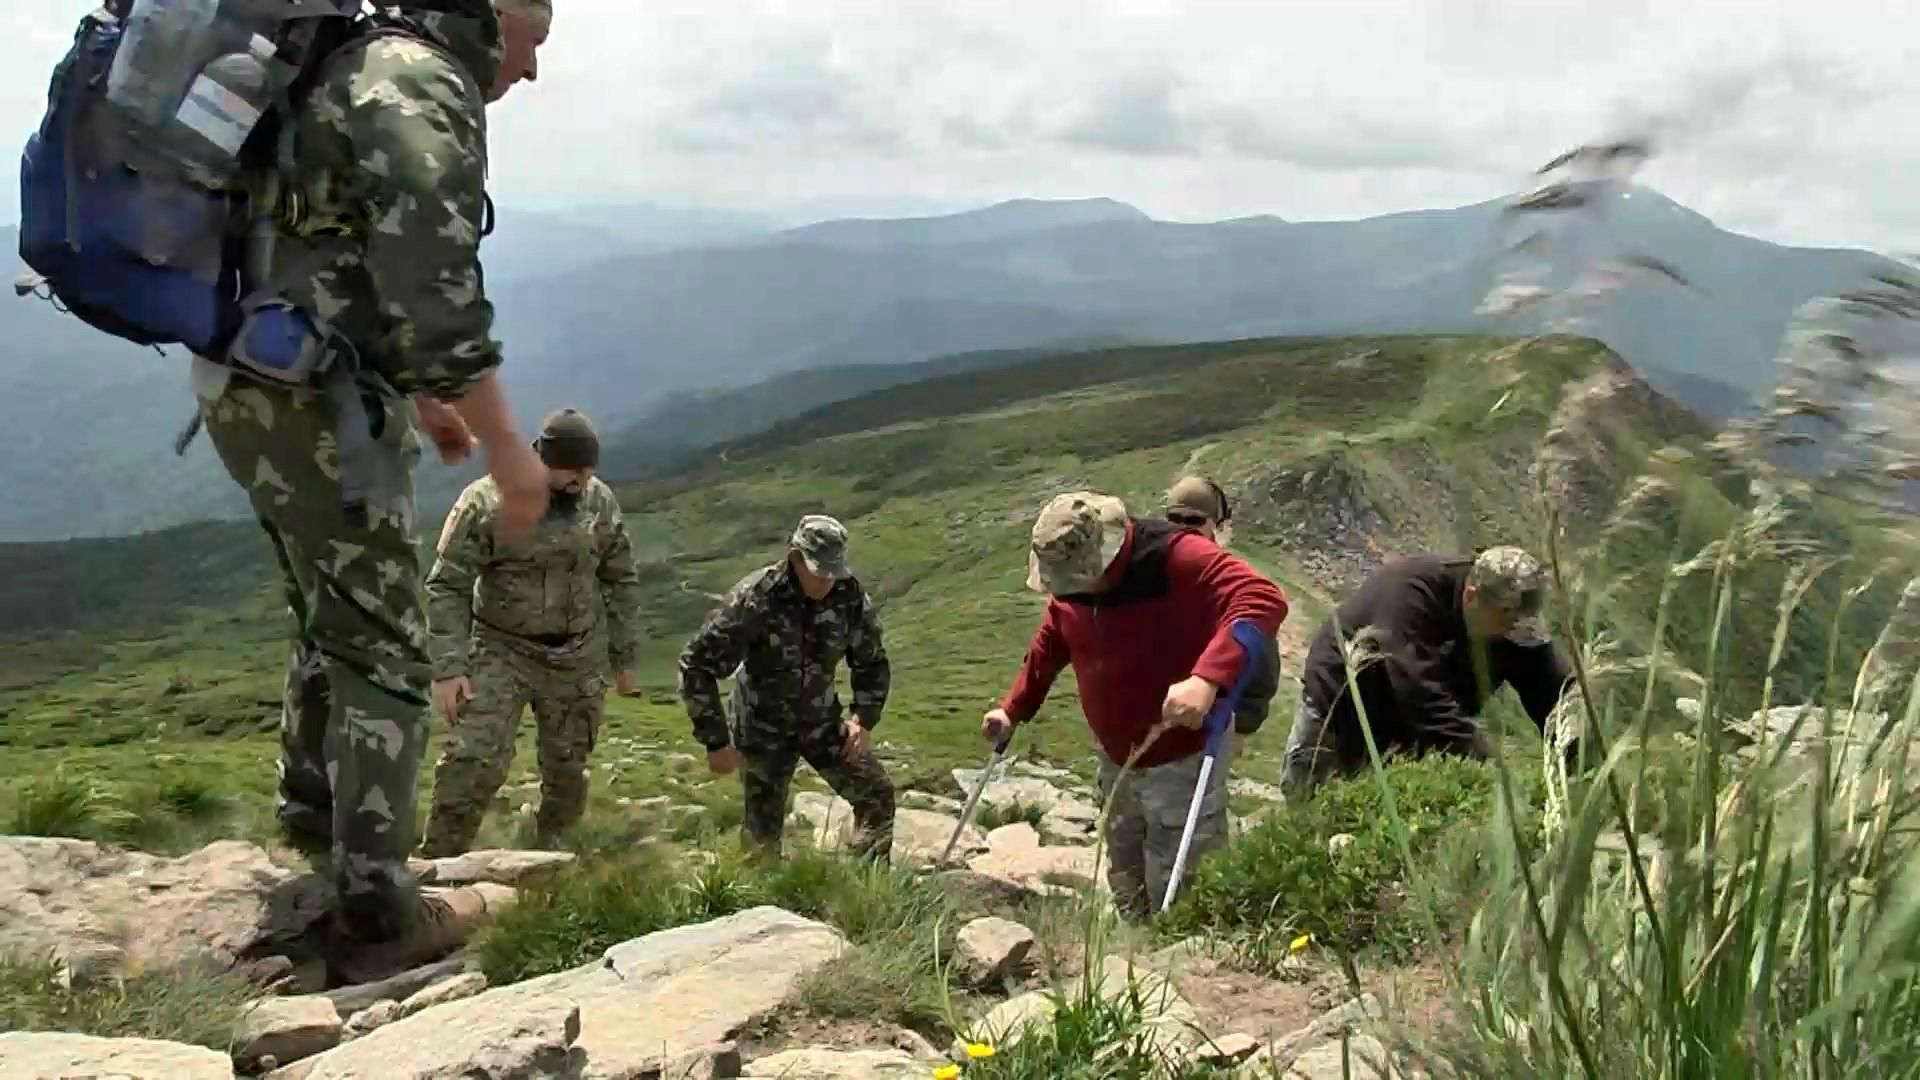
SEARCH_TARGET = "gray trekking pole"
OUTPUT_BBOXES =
[1160,620,1268,913]
[940,725,1016,866]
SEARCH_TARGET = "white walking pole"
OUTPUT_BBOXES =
[1160,620,1268,913]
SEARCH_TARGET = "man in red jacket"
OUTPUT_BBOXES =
[982,490,1288,919]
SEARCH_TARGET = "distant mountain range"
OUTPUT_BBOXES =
[0,188,1898,541]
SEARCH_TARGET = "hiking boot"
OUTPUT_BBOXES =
[277,820,333,861]
[326,885,513,987]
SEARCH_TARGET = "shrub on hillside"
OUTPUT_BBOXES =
[1165,755,1540,961]
[7,769,137,842]
[470,845,695,983]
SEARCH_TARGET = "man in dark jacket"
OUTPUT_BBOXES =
[984,490,1289,918]
[1280,547,1576,803]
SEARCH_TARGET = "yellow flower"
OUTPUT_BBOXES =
[966,1042,996,1059]
[932,1065,961,1080]
[1290,933,1314,954]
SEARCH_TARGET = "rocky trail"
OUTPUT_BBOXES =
[0,758,1438,1078]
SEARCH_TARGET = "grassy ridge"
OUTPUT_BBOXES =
[0,331,1897,826]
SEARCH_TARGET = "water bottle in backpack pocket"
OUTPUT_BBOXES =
[104,0,223,130]
[18,1,357,360]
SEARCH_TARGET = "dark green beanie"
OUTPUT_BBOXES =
[534,408,599,470]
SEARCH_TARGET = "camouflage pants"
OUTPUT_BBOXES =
[420,631,606,856]
[199,371,429,943]
[740,723,895,864]
[1096,739,1238,920]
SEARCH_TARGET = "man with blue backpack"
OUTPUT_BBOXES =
[18,0,555,984]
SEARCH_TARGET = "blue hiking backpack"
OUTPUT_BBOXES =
[15,1,379,374]
[16,0,484,508]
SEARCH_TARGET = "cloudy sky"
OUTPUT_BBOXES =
[4,0,1915,253]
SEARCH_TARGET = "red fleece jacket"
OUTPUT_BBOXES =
[999,518,1289,769]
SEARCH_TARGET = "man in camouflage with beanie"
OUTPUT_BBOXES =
[1281,546,1577,803]
[188,0,554,983]
[420,408,642,855]
[677,515,896,864]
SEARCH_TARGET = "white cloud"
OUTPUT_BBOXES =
[2,0,1916,253]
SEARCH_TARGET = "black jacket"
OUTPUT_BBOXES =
[1299,554,1573,754]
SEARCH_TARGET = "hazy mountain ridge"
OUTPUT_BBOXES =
[1,189,1900,540]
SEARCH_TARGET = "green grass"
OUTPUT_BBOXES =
[0,955,255,1051]
[472,839,969,1034]
[1346,496,1920,1076]
[1165,755,1535,965]
[4,330,1918,1073]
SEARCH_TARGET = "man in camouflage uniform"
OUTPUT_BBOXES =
[1281,546,1577,803]
[190,0,555,983]
[677,516,896,863]
[419,408,642,855]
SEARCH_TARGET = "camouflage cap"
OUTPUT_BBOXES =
[1165,476,1229,525]
[791,514,852,580]
[1026,491,1129,595]
[1468,546,1551,645]
[494,0,552,33]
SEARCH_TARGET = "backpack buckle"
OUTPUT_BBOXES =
[13,272,47,298]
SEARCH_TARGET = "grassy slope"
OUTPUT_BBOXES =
[0,331,1899,840]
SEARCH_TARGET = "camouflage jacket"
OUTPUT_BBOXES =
[424,476,642,679]
[677,561,891,753]
[261,2,506,399]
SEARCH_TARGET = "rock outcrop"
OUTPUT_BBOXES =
[0,838,329,981]
[276,906,842,1079]
[790,792,987,868]
[0,1032,234,1080]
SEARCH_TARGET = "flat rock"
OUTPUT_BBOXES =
[1229,778,1287,804]
[743,1047,923,1078]
[790,793,986,868]
[950,769,1070,815]
[0,837,330,979]
[1075,955,1203,1056]
[968,823,1104,896]
[664,1043,743,1079]
[962,990,1058,1051]
[398,972,489,1018]
[1144,936,1211,973]
[1244,994,1386,1075]
[890,1028,943,1061]
[898,791,964,815]
[955,916,1036,987]
[265,1001,583,1079]
[1284,1034,1392,1079]
[1039,799,1100,845]
[1010,760,1074,782]
[290,907,842,1080]
[409,850,575,887]
[339,999,399,1041]
[1199,1032,1262,1065]
[323,954,473,1017]
[0,1032,234,1079]
[233,995,342,1070]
